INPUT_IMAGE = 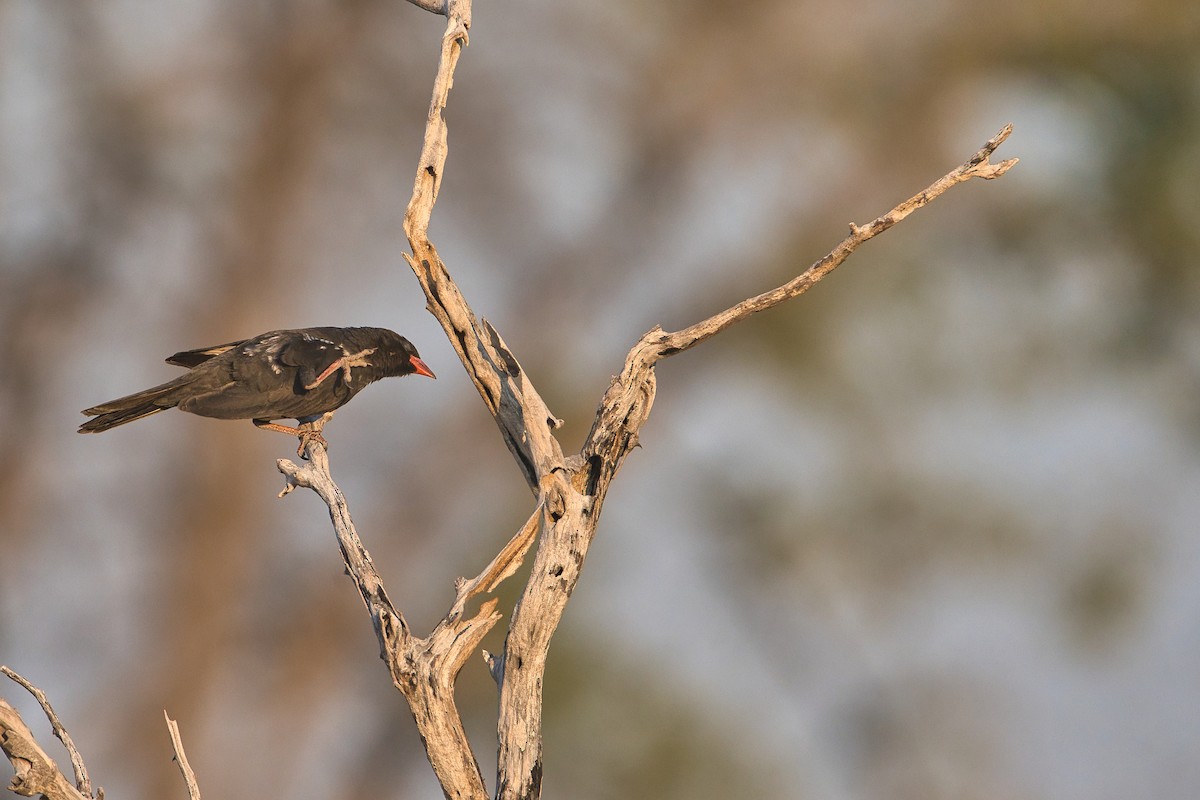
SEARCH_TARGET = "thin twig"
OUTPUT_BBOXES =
[449,503,542,622]
[656,124,1019,356]
[163,712,202,800]
[1,666,93,798]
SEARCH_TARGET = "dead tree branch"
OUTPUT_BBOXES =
[164,712,201,800]
[651,125,1017,355]
[582,126,1019,484]
[0,668,94,800]
[493,131,1014,799]
[401,5,563,495]
[277,437,541,799]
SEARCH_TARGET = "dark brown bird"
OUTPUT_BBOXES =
[79,327,435,451]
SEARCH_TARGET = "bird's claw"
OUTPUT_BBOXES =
[296,428,328,459]
[295,411,335,459]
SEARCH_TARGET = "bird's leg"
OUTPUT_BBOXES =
[253,413,334,458]
[304,347,377,390]
[253,418,303,437]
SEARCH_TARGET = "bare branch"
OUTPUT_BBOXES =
[495,476,588,800]
[652,125,1018,356]
[278,442,414,660]
[164,712,202,800]
[1,670,92,800]
[400,1,563,493]
[449,503,542,622]
[0,701,87,800]
[278,436,547,800]
[494,128,1021,799]
[1,667,93,798]
[581,125,1019,478]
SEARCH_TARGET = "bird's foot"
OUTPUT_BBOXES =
[295,427,328,458]
[304,347,377,390]
[295,412,336,459]
[253,413,334,459]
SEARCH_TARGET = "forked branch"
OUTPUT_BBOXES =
[277,437,542,799]
[1,667,93,800]
[288,1,1019,799]
[579,126,1018,503]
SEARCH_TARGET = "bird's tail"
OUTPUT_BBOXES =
[78,380,187,433]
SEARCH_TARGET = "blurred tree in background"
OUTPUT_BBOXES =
[2,1,1198,798]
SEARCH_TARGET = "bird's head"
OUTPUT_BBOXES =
[364,328,436,380]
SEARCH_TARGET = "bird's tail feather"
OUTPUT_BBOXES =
[78,403,169,433]
[79,379,188,433]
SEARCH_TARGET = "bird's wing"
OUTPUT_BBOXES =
[166,339,247,368]
[275,333,344,389]
[176,380,295,420]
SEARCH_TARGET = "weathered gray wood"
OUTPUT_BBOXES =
[0,671,92,800]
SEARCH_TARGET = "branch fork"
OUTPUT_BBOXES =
[380,15,1018,795]
[277,438,543,796]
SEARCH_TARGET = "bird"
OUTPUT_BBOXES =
[79,326,435,453]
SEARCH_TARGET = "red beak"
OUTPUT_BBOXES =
[410,355,436,379]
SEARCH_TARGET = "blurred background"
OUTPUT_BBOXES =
[2,1,1198,798]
